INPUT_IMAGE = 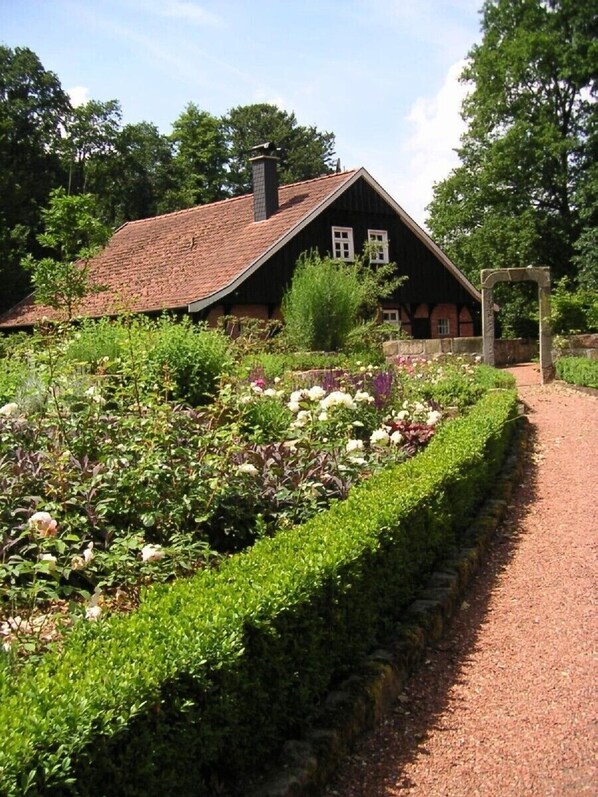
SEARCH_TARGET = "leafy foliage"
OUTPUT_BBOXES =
[282,251,362,351]
[21,189,110,319]
[555,356,598,389]
[223,103,336,195]
[427,0,597,335]
[282,248,403,351]
[0,387,518,796]
[550,278,598,335]
[0,46,70,313]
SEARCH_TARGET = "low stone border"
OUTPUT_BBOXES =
[554,379,598,398]
[248,412,530,797]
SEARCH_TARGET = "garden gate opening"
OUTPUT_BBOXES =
[481,267,554,384]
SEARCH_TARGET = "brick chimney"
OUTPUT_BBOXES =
[250,142,279,221]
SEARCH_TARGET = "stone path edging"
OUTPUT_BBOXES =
[248,411,530,797]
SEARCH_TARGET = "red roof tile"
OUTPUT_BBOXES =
[0,170,357,328]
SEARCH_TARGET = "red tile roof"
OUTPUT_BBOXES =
[0,170,357,328]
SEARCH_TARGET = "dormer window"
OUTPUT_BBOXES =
[332,226,354,261]
[368,230,389,263]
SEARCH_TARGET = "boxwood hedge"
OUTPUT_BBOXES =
[0,389,518,796]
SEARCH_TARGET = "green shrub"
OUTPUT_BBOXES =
[282,251,363,351]
[147,317,232,405]
[0,388,518,796]
[551,278,598,335]
[556,356,598,389]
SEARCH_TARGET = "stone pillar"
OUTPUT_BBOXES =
[537,274,555,383]
[481,283,495,366]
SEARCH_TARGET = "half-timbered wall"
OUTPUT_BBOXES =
[206,177,481,337]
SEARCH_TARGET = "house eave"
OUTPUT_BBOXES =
[188,169,364,313]
[188,167,483,315]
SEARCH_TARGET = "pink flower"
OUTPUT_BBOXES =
[28,511,58,538]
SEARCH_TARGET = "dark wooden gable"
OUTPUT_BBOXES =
[231,177,477,308]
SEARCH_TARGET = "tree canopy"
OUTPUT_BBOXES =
[224,103,336,195]
[0,46,70,312]
[427,0,597,334]
[0,46,337,313]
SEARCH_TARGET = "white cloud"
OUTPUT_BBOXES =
[396,59,470,228]
[67,85,90,107]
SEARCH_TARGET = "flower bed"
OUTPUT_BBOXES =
[0,387,519,796]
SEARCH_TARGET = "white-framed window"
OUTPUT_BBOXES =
[332,226,354,261]
[382,309,400,328]
[368,229,389,263]
[437,318,450,336]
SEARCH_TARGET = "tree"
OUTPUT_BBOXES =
[99,122,177,225]
[167,104,228,208]
[223,104,336,195]
[427,0,597,335]
[0,46,70,312]
[62,99,122,195]
[22,189,110,320]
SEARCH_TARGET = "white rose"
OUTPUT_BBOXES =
[307,385,326,401]
[318,411,328,422]
[394,410,409,421]
[346,439,364,454]
[0,402,19,417]
[290,389,308,404]
[370,429,390,447]
[39,554,58,572]
[427,410,442,426]
[85,605,102,621]
[390,430,404,445]
[354,390,373,404]
[141,544,165,563]
[83,543,94,564]
[287,400,301,413]
[263,388,277,397]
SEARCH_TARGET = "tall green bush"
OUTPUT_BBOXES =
[282,251,362,351]
[147,317,232,405]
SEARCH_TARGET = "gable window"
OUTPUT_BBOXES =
[437,318,450,336]
[382,308,400,328]
[368,229,389,263]
[332,226,354,261]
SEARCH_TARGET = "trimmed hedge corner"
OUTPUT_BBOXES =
[0,389,518,796]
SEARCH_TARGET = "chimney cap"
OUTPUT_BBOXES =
[250,141,280,158]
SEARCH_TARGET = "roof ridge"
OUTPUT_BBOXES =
[119,170,357,228]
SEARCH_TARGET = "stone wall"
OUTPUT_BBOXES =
[383,337,539,366]
[556,333,598,361]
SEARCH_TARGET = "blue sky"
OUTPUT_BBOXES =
[0,0,482,226]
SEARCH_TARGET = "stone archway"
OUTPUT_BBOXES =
[481,267,554,384]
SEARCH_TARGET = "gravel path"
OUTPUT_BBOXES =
[323,364,597,797]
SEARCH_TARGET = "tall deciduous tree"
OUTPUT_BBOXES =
[62,99,122,195]
[224,103,336,195]
[168,103,227,207]
[0,46,70,312]
[99,122,177,225]
[427,0,597,334]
